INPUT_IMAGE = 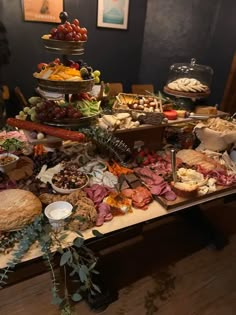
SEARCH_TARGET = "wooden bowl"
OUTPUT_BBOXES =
[41,37,86,55]
[34,76,95,94]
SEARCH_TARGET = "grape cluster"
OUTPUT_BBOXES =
[66,59,101,82]
[34,100,83,121]
[50,19,88,42]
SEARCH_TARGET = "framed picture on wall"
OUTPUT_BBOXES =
[22,0,63,23]
[97,0,129,30]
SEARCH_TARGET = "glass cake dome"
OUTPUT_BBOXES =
[165,58,214,96]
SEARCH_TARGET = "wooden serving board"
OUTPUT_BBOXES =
[154,185,236,210]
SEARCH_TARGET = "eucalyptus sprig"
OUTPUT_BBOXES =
[0,214,101,315]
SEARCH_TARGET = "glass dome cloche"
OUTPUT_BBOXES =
[164,58,214,97]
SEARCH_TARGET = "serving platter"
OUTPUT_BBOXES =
[155,184,236,210]
[34,76,95,94]
[163,85,211,99]
[41,37,86,55]
[44,112,100,128]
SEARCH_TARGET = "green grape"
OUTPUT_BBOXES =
[30,113,37,121]
[36,103,43,108]
[28,107,36,115]
[19,111,25,117]
[93,70,101,77]
[94,76,100,84]
[23,106,30,113]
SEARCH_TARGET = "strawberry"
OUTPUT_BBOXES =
[37,63,48,71]
[149,157,156,164]
[138,150,145,157]
[142,157,150,166]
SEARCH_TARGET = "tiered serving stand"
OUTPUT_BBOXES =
[34,12,96,128]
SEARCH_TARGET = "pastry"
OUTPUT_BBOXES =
[167,78,209,93]
[0,189,42,231]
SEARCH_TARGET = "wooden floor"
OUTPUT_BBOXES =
[1,199,236,315]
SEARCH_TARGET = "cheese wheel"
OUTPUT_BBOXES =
[163,110,178,120]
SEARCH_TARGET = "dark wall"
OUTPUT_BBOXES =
[1,0,236,105]
[1,0,147,99]
[139,0,236,104]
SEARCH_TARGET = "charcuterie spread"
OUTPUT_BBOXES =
[1,13,236,315]
[1,116,236,234]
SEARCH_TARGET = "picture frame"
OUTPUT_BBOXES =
[22,0,63,23]
[97,0,129,30]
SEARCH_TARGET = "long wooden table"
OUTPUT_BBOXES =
[1,186,236,269]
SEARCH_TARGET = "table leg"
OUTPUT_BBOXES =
[179,205,229,250]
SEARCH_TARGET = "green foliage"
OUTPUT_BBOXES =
[92,229,104,238]
[0,138,24,152]
[0,214,99,315]
[78,126,132,164]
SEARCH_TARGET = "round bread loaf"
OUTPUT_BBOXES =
[0,189,42,231]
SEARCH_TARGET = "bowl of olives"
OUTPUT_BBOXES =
[0,153,19,173]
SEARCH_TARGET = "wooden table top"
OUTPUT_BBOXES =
[1,186,236,269]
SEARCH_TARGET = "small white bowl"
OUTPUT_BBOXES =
[44,201,73,232]
[0,153,19,173]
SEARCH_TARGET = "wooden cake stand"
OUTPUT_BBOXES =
[164,85,211,99]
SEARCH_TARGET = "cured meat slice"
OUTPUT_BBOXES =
[163,190,177,201]
[150,185,163,195]
[122,188,134,198]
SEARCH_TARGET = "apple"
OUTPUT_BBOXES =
[37,63,48,71]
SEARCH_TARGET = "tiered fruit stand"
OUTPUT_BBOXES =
[33,12,98,129]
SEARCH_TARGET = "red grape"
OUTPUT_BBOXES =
[81,34,88,41]
[50,28,57,35]
[75,26,81,33]
[73,19,80,26]
[66,25,73,33]
[73,112,81,118]
[65,32,73,41]
[80,27,87,35]
[51,18,87,41]
[74,34,81,41]
[57,24,65,32]
[71,24,77,31]
[57,32,65,40]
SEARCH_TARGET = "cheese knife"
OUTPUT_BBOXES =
[171,148,177,183]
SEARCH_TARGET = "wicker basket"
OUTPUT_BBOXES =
[114,92,163,113]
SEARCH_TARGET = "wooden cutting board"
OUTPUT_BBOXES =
[154,185,236,210]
